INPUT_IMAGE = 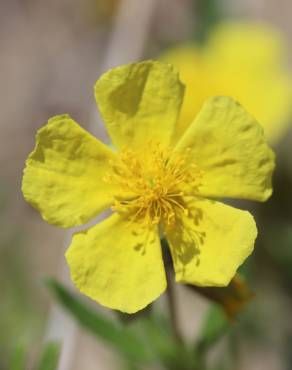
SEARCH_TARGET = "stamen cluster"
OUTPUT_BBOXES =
[104,142,203,227]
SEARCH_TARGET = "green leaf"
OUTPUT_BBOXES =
[121,362,142,370]
[10,343,26,370]
[37,342,60,370]
[132,314,201,370]
[191,305,230,370]
[193,0,222,43]
[45,278,154,364]
[196,305,229,352]
[132,314,177,362]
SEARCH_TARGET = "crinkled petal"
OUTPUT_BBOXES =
[94,60,185,149]
[22,114,117,228]
[176,97,275,201]
[66,213,166,313]
[165,197,257,287]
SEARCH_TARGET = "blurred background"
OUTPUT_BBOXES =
[1,0,292,369]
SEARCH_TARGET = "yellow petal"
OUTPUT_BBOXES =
[160,45,210,140]
[165,198,257,287]
[176,97,275,201]
[161,22,292,143]
[94,60,184,149]
[206,21,287,70]
[22,114,116,228]
[205,21,292,143]
[66,213,166,313]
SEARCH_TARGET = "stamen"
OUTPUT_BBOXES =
[104,142,203,227]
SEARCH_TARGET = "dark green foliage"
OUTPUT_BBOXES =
[37,342,60,370]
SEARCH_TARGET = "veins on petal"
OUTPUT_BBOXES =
[165,199,209,277]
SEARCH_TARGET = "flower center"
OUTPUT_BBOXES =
[104,142,203,227]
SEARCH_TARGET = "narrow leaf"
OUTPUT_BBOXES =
[196,305,229,352]
[11,343,26,370]
[45,278,153,364]
[37,342,60,370]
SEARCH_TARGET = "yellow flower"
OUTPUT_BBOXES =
[22,61,275,313]
[161,21,292,143]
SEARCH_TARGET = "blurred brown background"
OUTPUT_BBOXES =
[1,1,292,369]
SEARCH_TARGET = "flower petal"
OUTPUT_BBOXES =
[66,213,166,313]
[161,22,292,144]
[160,45,210,141]
[94,60,185,149]
[165,198,257,287]
[176,96,275,201]
[204,21,292,143]
[22,114,116,228]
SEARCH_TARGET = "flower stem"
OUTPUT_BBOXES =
[162,239,184,345]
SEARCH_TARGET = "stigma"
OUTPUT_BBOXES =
[104,142,203,227]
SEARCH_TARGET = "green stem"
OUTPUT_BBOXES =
[162,239,184,345]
